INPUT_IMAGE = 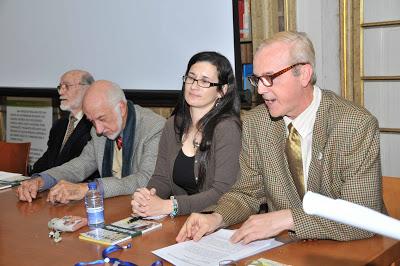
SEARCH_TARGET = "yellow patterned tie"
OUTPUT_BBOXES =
[285,123,305,197]
[60,116,77,151]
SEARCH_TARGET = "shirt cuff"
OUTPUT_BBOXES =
[32,173,57,191]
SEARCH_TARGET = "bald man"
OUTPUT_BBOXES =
[17,80,166,203]
[31,70,98,180]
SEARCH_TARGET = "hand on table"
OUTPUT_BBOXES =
[16,178,43,202]
[131,187,172,217]
[47,180,89,204]
[176,212,223,242]
[230,209,294,244]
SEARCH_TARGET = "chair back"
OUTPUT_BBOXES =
[382,176,400,220]
[0,141,31,175]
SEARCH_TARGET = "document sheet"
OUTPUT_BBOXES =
[152,229,284,266]
[303,191,400,240]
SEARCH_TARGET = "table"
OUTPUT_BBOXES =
[1,189,399,266]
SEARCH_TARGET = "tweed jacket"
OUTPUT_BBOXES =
[32,114,99,180]
[214,89,383,241]
[147,116,241,215]
[44,103,166,198]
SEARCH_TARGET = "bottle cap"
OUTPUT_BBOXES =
[88,182,97,190]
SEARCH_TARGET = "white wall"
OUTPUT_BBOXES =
[296,0,340,95]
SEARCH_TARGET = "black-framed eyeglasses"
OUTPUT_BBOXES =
[182,75,224,88]
[248,63,307,88]
[57,83,88,92]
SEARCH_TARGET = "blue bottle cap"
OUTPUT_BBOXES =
[88,182,97,190]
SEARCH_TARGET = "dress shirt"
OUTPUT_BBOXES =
[283,85,321,189]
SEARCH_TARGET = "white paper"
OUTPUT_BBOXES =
[0,171,25,182]
[303,191,400,240]
[152,229,284,266]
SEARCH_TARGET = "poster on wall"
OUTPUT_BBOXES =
[6,97,52,168]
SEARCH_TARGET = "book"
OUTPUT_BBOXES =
[153,229,284,266]
[107,216,162,236]
[79,228,132,246]
[79,217,162,245]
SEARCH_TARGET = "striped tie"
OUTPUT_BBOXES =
[60,116,77,151]
[285,123,305,198]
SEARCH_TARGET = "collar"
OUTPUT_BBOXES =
[283,85,321,138]
[71,110,84,121]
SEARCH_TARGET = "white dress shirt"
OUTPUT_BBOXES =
[283,85,321,190]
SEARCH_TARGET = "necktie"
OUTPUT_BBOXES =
[285,123,305,197]
[61,116,77,151]
[116,136,123,150]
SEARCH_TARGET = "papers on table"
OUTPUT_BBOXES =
[152,229,284,266]
[0,171,29,190]
[303,191,400,241]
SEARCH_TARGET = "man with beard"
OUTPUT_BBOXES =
[31,70,98,181]
[17,80,165,203]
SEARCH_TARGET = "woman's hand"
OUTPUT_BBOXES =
[131,188,173,217]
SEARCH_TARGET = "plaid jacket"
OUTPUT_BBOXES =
[214,89,383,241]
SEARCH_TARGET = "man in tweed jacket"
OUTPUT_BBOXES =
[177,31,382,243]
[17,80,165,203]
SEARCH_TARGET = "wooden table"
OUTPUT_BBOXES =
[1,189,399,266]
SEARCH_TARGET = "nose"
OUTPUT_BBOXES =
[94,122,104,135]
[257,83,271,95]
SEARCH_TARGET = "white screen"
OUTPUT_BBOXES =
[0,0,236,91]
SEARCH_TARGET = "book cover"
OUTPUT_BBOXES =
[79,228,131,246]
[109,217,162,235]
[79,217,162,245]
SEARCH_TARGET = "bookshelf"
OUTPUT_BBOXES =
[238,0,295,107]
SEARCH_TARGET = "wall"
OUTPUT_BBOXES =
[296,0,340,95]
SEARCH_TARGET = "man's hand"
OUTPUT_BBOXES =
[131,188,172,217]
[16,178,44,202]
[230,209,294,244]
[47,180,89,204]
[176,213,224,242]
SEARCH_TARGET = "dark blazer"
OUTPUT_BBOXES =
[31,114,99,180]
[215,89,383,241]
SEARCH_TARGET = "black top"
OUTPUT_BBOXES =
[172,149,198,195]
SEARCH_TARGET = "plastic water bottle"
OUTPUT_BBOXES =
[85,182,105,228]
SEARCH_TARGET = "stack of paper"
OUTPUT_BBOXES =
[153,229,284,266]
[0,171,29,190]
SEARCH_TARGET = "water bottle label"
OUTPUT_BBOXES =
[87,207,104,225]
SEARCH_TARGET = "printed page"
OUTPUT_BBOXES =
[153,229,284,266]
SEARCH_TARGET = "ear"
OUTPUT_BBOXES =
[300,64,313,87]
[218,84,228,98]
[119,101,127,117]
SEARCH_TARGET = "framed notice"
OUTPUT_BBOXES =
[6,97,52,167]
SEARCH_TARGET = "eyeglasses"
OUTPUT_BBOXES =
[182,75,224,88]
[248,63,307,88]
[57,83,87,92]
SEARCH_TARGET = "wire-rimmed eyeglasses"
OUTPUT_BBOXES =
[57,83,88,92]
[182,75,224,88]
[248,63,307,88]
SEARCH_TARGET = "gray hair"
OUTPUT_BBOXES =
[105,82,127,106]
[256,31,317,85]
[80,72,95,85]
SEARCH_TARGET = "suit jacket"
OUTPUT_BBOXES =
[214,89,383,241]
[44,103,166,198]
[147,116,241,215]
[32,114,99,180]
